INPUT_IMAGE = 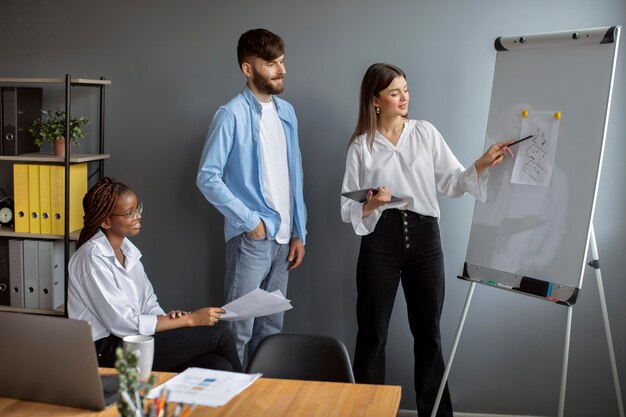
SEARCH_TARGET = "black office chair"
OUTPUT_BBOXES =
[245,333,355,383]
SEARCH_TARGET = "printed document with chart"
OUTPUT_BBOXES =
[147,368,261,407]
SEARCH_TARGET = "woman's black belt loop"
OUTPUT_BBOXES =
[382,208,436,222]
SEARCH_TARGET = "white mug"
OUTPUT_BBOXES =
[122,335,154,379]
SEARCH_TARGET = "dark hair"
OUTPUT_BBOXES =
[76,176,130,249]
[349,63,407,149]
[237,28,285,67]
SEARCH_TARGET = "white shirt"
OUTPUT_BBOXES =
[68,230,165,340]
[341,119,488,235]
[259,99,292,243]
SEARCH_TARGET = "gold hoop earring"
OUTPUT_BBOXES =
[375,107,380,115]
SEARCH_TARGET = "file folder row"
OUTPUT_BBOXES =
[13,163,87,234]
[0,239,74,310]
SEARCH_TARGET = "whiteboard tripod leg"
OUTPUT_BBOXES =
[589,224,625,417]
[430,281,476,417]
[558,306,573,417]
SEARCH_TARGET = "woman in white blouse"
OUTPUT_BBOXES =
[341,63,512,416]
[68,177,242,373]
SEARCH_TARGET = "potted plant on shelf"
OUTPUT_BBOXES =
[29,109,90,156]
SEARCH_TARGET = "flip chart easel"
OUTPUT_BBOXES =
[431,26,622,417]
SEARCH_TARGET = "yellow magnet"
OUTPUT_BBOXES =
[522,109,528,118]
[554,111,561,120]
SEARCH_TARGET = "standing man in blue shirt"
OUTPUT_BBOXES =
[197,28,307,363]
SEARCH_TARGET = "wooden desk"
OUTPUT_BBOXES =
[0,370,401,417]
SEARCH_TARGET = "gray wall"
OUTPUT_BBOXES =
[2,1,625,415]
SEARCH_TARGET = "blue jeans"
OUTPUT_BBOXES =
[224,234,290,362]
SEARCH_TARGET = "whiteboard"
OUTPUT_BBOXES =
[463,26,621,306]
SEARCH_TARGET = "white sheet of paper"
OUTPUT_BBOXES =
[146,367,261,408]
[220,288,292,321]
[511,111,560,186]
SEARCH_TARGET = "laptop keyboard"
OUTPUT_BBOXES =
[100,375,120,407]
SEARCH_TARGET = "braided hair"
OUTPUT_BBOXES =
[77,176,129,249]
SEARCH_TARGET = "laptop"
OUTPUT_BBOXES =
[0,311,121,410]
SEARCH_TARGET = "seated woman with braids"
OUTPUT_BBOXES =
[68,176,242,373]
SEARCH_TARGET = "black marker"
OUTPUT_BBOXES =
[510,134,534,146]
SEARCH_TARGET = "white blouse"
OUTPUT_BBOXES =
[341,119,488,235]
[68,230,165,340]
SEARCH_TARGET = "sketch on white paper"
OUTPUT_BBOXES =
[510,111,560,186]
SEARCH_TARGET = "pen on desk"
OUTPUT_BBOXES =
[134,389,142,415]
[148,401,157,417]
[120,390,141,417]
[157,389,168,417]
[510,134,534,146]
[162,390,171,417]
[167,390,173,417]
[154,394,162,417]
[180,402,198,417]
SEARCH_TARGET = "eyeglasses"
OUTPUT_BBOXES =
[111,203,143,221]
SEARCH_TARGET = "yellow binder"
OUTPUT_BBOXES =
[28,165,41,234]
[50,165,63,235]
[39,165,52,234]
[13,164,29,233]
[69,163,88,233]
[50,163,88,235]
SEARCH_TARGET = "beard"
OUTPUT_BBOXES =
[251,69,284,95]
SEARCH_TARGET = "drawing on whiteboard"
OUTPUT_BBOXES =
[510,111,560,186]
[523,160,543,181]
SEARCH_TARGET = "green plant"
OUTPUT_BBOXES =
[29,109,90,146]
[115,346,157,417]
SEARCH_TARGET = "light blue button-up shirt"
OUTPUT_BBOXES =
[197,85,307,244]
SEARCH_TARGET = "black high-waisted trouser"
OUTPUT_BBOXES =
[353,209,452,417]
[95,324,242,373]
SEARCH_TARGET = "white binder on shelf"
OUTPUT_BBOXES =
[8,239,24,308]
[38,240,68,310]
[23,240,39,309]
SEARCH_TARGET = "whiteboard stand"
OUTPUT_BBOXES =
[430,224,624,417]
[557,304,573,417]
[429,282,475,417]
[554,223,623,417]
[581,224,624,417]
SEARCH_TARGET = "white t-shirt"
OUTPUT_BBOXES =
[259,99,292,244]
[68,230,165,340]
[341,119,488,235]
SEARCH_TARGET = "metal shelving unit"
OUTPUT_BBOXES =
[0,75,111,316]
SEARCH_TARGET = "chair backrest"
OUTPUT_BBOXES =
[245,333,355,383]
